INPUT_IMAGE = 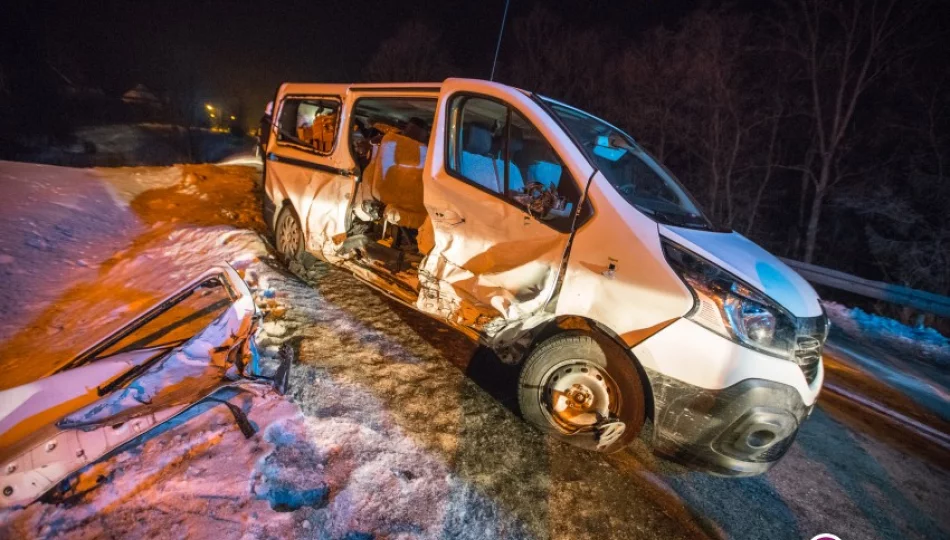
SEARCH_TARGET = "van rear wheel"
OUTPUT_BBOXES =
[275,205,303,264]
[518,332,645,453]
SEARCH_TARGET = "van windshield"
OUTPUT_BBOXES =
[541,98,713,230]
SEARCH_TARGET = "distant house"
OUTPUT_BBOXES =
[121,84,163,109]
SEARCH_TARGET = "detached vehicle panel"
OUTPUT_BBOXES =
[263,78,827,476]
[0,265,287,508]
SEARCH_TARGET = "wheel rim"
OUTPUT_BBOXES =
[538,360,622,436]
[276,211,301,260]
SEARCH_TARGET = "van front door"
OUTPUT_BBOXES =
[417,79,593,340]
[265,85,355,260]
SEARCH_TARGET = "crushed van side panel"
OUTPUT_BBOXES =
[416,182,567,333]
[301,169,354,261]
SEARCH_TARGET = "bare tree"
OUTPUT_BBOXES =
[612,10,784,230]
[776,0,916,262]
[610,26,689,163]
[674,11,756,227]
[864,78,950,295]
[363,19,457,82]
[744,101,786,235]
[504,6,610,106]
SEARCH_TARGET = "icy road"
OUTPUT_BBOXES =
[0,160,948,539]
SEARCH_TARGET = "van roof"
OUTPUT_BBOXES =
[277,82,443,96]
[276,79,532,98]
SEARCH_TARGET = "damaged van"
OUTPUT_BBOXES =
[262,79,828,476]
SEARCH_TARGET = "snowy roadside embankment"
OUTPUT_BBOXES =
[824,301,950,367]
[0,160,264,387]
[822,300,950,426]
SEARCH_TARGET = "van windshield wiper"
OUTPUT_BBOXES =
[654,210,711,230]
[634,204,710,230]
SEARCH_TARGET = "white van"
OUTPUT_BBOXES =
[262,78,827,476]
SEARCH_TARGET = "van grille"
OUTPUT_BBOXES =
[795,336,822,384]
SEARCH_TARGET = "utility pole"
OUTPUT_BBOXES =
[490,0,511,81]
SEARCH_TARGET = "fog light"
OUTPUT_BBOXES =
[747,430,776,448]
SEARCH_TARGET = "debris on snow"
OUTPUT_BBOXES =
[252,422,330,512]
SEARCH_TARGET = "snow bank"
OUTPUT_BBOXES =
[823,301,950,366]
[0,161,268,388]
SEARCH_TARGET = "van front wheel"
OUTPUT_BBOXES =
[518,332,645,453]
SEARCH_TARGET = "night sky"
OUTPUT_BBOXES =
[5,0,697,116]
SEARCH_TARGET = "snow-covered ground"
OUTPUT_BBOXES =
[1,161,949,539]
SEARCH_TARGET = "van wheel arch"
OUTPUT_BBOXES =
[520,315,656,423]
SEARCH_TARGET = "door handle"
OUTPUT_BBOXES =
[431,209,465,226]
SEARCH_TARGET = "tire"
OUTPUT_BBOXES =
[518,331,646,453]
[274,205,304,265]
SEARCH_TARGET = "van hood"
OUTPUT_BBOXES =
[658,225,822,318]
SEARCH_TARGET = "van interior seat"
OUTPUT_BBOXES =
[459,124,524,193]
[369,132,429,229]
[312,114,337,153]
[460,124,502,193]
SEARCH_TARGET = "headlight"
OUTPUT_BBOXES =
[663,241,798,361]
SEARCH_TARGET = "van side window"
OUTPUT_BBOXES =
[276,97,341,154]
[448,96,508,194]
[447,96,587,231]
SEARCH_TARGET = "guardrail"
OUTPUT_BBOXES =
[780,258,950,318]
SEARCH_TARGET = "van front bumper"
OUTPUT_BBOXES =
[632,318,821,476]
[643,371,812,476]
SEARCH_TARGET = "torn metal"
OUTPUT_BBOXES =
[0,264,288,509]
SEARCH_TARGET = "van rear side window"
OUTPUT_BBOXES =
[349,97,437,169]
[276,97,341,154]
